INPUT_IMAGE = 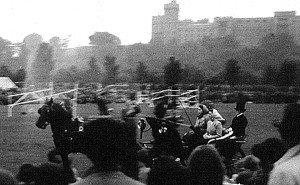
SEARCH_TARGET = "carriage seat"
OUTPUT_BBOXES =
[207,130,234,144]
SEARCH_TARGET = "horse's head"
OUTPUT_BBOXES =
[36,98,72,129]
[36,98,54,129]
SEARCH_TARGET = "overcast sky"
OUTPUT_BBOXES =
[1,0,300,47]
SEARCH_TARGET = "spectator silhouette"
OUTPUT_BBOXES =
[137,149,151,184]
[268,103,300,185]
[147,155,189,185]
[187,145,225,185]
[0,168,18,185]
[74,118,144,185]
[234,155,260,184]
[245,137,286,185]
[16,162,76,185]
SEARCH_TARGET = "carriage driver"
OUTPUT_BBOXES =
[226,99,248,138]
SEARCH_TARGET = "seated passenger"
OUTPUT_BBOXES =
[191,104,210,135]
[201,100,226,125]
[203,114,223,140]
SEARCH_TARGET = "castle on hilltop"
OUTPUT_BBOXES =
[151,0,300,46]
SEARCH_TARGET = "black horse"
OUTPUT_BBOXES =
[35,98,84,167]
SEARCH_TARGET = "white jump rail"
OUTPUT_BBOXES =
[96,84,129,94]
[147,89,199,108]
[177,89,199,109]
[7,82,54,117]
[136,91,151,104]
[7,83,78,117]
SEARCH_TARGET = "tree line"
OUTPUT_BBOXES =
[0,32,299,89]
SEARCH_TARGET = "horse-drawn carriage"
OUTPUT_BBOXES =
[137,115,246,176]
[35,98,246,177]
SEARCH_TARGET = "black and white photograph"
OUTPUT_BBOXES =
[0,0,300,184]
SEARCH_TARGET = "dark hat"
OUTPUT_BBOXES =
[234,100,246,111]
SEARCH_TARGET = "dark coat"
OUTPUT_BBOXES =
[230,113,248,137]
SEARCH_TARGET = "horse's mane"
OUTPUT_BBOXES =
[45,98,71,110]
[43,98,72,121]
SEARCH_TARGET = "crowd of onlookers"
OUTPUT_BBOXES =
[1,101,300,185]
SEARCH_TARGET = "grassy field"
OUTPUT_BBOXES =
[0,102,283,177]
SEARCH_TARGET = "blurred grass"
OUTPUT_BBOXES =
[0,103,283,177]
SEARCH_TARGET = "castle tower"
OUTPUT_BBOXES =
[164,0,179,21]
[152,0,180,44]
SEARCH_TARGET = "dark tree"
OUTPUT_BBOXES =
[148,72,163,84]
[49,36,69,49]
[0,65,13,78]
[181,64,205,84]
[13,69,26,82]
[89,32,121,46]
[86,57,102,83]
[277,60,298,87]
[224,59,241,86]
[53,65,82,83]
[23,33,43,52]
[32,42,54,83]
[135,61,149,83]
[164,56,182,87]
[103,55,120,85]
[0,37,14,65]
[262,65,278,85]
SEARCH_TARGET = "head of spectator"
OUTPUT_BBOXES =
[83,118,138,174]
[147,155,189,185]
[187,145,225,185]
[16,162,76,185]
[0,168,18,185]
[234,155,260,184]
[273,103,300,148]
[251,137,286,170]
[235,155,260,172]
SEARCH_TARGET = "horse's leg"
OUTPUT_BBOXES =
[60,152,71,168]
[59,150,77,183]
[47,148,61,164]
[53,137,71,167]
